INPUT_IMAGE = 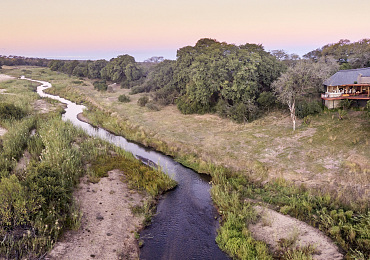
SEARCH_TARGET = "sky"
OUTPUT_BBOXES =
[1,0,370,61]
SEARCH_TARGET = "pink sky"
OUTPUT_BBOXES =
[1,0,369,61]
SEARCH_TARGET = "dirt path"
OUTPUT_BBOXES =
[47,169,145,260]
[249,206,343,259]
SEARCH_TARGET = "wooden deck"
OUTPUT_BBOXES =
[321,94,370,101]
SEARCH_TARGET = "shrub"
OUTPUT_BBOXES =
[0,103,25,120]
[93,80,107,91]
[257,91,276,111]
[295,100,322,119]
[145,101,160,111]
[118,94,130,103]
[339,99,353,110]
[366,100,370,117]
[137,96,149,107]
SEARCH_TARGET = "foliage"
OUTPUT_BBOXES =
[93,80,108,91]
[272,57,338,130]
[257,91,276,111]
[91,155,176,196]
[367,100,370,117]
[295,100,322,119]
[87,60,108,79]
[118,94,131,103]
[0,103,25,120]
[137,96,149,107]
[304,39,370,69]
[101,55,142,83]
[339,99,353,110]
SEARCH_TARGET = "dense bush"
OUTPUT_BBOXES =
[137,96,149,107]
[216,99,259,123]
[118,94,130,103]
[367,100,370,117]
[257,91,276,111]
[295,100,322,118]
[93,80,108,91]
[0,103,25,120]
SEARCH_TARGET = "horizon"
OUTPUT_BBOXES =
[1,0,369,62]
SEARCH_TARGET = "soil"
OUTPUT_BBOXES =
[0,74,14,82]
[47,169,145,260]
[0,127,7,137]
[249,206,343,260]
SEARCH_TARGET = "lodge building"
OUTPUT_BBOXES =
[322,67,370,109]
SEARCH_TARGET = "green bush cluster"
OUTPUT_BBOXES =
[93,80,108,91]
[295,100,322,119]
[0,117,84,259]
[118,94,130,103]
[0,103,25,120]
[137,96,149,107]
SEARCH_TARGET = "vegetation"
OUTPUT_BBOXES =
[118,94,131,103]
[272,57,338,130]
[304,38,370,69]
[0,73,176,258]
[137,96,149,107]
[2,36,370,259]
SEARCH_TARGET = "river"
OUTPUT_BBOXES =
[24,77,229,260]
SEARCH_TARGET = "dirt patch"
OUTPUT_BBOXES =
[0,127,7,137]
[0,74,15,82]
[47,169,145,260]
[14,150,32,172]
[249,206,343,260]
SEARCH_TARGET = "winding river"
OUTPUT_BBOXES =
[24,77,229,260]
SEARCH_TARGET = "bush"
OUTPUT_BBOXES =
[145,101,160,111]
[93,80,107,91]
[295,100,322,119]
[118,94,130,103]
[339,99,353,110]
[137,96,149,107]
[257,91,276,111]
[366,100,370,117]
[216,99,258,123]
[0,103,25,120]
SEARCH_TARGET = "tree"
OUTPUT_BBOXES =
[144,56,164,63]
[272,57,338,130]
[87,59,108,79]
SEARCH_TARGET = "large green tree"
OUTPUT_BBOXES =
[100,55,141,83]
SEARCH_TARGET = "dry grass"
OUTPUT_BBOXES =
[3,66,369,205]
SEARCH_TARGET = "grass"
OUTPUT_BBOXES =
[2,66,369,259]
[0,71,177,258]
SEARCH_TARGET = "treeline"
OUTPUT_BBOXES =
[12,38,370,123]
[0,55,49,67]
[304,38,370,69]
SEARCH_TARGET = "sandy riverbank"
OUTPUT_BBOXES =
[47,170,145,260]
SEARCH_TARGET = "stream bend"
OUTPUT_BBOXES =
[24,77,229,260]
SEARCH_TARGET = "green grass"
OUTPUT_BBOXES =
[2,66,369,259]
[0,72,177,258]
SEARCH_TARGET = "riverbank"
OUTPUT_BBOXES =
[2,66,369,259]
[0,70,176,259]
[47,170,145,260]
